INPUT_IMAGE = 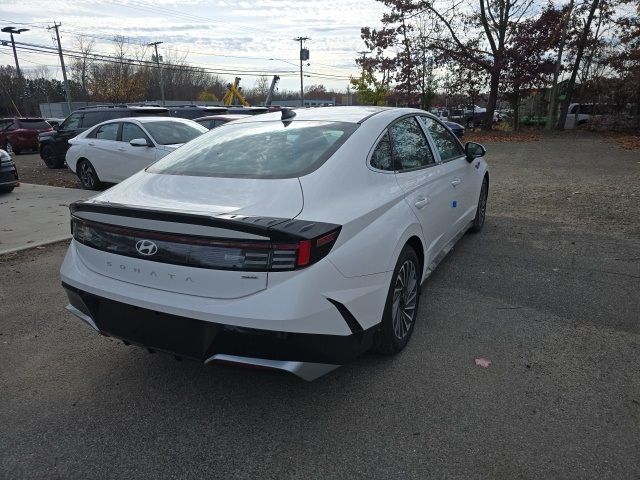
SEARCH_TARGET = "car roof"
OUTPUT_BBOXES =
[194,114,251,121]
[96,116,198,125]
[230,106,432,125]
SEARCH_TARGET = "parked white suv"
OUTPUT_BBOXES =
[60,107,489,380]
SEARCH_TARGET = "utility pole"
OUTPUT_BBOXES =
[48,23,72,114]
[148,41,165,105]
[2,26,28,115]
[294,37,309,107]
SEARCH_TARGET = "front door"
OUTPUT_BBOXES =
[388,116,451,265]
[116,122,157,181]
[418,116,475,237]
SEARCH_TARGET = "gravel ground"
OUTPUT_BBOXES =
[13,152,81,189]
[1,136,639,479]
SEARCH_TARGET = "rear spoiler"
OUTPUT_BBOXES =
[69,201,339,241]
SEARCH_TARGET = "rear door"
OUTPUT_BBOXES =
[388,116,451,263]
[89,122,121,182]
[419,116,475,236]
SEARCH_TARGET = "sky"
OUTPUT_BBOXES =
[0,0,388,96]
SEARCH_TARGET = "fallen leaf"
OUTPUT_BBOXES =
[475,357,492,368]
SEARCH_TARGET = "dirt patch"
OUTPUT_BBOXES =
[13,153,81,189]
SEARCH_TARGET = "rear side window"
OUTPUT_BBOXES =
[388,117,435,170]
[148,121,358,179]
[370,132,393,171]
[420,117,464,161]
[95,123,119,141]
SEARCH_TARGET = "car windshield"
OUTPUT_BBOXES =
[19,120,50,130]
[147,120,358,179]
[143,121,207,145]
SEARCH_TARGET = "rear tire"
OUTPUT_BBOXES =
[41,145,64,169]
[470,176,488,233]
[373,245,421,354]
[77,159,102,190]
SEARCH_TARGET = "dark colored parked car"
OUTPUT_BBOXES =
[0,148,19,193]
[168,105,229,119]
[443,121,464,139]
[0,117,52,155]
[38,105,168,169]
[194,114,251,129]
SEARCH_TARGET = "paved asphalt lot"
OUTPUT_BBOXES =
[1,136,639,479]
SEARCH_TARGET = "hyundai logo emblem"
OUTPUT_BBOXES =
[135,239,158,256]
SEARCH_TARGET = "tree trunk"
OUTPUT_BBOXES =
[546,0,574,131]
[483,67,500,130]
[512,89,520,131]
[557,0,600,130]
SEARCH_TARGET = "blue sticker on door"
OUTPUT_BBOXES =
[452,200,457,208]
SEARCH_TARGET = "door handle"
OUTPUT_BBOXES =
[414,196,430,209]
[88,142,95,146]
[451,178,462,187]
[117,147,126,152]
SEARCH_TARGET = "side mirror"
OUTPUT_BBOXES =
[465,141,486,162]
[53,124,59,131]
[130,138,150,147]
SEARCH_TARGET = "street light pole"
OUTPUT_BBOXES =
[293,37,309,107]
[148,41,165,105]
[2,26,28,115]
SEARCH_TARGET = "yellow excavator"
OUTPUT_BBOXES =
[222,76,280,107]
[222,77,249,106]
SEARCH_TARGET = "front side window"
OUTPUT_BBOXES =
[420,117,464,162]
[95,123,120,141]
[121,123,148,143]
[61,113,82,131]
[388,117,435,171]
[148,121,358,178]
[370,132,393,171]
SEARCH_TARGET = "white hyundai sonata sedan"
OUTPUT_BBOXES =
[60,106,489,380]
[66,117,208,190]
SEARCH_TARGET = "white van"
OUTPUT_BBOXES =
[564,104,616,129]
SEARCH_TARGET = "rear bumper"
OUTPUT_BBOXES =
[63,282,376,380]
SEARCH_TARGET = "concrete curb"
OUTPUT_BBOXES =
[0,235,72,256]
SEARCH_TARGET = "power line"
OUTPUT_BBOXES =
[0,18,357,79]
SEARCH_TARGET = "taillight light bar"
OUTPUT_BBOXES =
[71,216,340,272]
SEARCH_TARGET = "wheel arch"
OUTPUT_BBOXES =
[405,235,425,282]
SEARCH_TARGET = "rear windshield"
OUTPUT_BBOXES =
[18,120,50,130]
[147,121,358,179]
[143,121,207,145]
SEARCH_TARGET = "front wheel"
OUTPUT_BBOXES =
[373,245,421,354]
[41,145,64,169]
[6,142,20,155]
[77,160,102,190]
[470,177,488,233]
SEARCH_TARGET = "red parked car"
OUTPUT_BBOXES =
[0,117,53,155]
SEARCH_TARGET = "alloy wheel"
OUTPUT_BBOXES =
[391,259,418,340]
[79,162,95,189]
[5,143,13,155]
